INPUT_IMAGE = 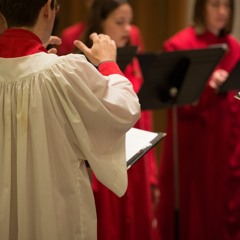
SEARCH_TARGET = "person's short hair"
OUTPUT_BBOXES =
[1,0,55,28]
[193,0,234,36]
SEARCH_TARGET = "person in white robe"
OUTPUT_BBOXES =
[0,0,141,239]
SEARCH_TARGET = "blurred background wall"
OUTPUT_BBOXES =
[56,0,191,51]
[55,0,240,160]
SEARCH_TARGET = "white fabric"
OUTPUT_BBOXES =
[0,53,140,240]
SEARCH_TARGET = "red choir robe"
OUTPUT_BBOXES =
[92,29,159,240]
[58,22,144,55]
[59,23,160,240]
[157,26,240,240]
[93,57,160,240]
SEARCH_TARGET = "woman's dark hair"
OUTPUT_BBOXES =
[1,0,55,28]
[80,0,129,49]
[193,0,234,36]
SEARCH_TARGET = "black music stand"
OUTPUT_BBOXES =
[117,46,138,72]
[219,60,240,93]
[137,47,226,109]
[79,45,137,71]
[137,46,226,240]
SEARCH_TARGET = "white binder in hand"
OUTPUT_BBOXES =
[126,128,166,169]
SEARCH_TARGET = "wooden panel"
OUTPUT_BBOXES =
[55,1,86,35]
[56,0,189,49]
[129,0,167,51]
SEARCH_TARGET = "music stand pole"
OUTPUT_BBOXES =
[172,104,180,240]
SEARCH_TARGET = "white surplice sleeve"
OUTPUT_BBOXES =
[44,53,141,196]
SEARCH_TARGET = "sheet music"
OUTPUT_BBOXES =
[125,128,161,161]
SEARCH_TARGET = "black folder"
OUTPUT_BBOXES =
[219,61,240,93]
[84,128,166,169]
[117,46,138,72]
[126,128,166,168]
[137,47,226,110]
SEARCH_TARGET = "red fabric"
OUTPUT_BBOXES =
[129,24,145,53]
[58,22,86,55]
[98,61,123,76]
[94,29,159,240]
[93,62,159,240]
[157,26,240,240]
[0,28,47,57]
[59,22,159,240]
[0,29,121,78]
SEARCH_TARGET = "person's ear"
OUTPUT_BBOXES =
[43,0,53,19]
[0,13,7,34]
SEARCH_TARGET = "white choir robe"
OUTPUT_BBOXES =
[0,53,140,240]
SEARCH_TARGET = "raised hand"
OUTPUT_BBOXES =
[73,33,117,66]
[209,69,229,90]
